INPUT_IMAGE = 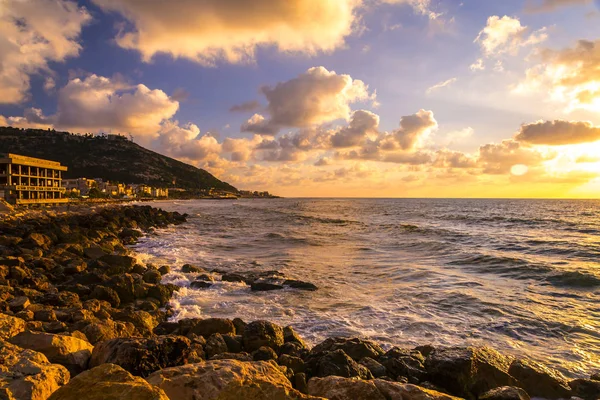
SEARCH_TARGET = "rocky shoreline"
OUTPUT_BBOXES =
[1,205,599,400]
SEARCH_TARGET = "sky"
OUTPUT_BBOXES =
[1,0,600,198]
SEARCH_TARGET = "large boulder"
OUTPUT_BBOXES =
[508,358,571,399]
[99,255,137,275]
[90,336,191,377]
[82,319,136,345]
[242,320,284,352]
[313,349,372,379]
[146,359,320,399]
[480,386,531,400]
[179,318,236,337]
[311,337,384,362]
[47,363,168,400]
[307,376,461,400]
[379,347,427,383]
[569,378,600,400]
[0,313,26,340]
[9,331,93,375]
[0,340,70,400]
[425,347,516,399]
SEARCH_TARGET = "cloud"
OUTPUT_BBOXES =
[2,108,54,130]
[433,150,478,168]
[426,78,457,94]
[330,110,380,148]
[92,0,360,65]
[475,16,547,56]
[386,109,438,151]
[515,40,600,111]
[55,75,179,137]
[381,0,441,20]
[525,0,592,12]
[242,66,376,135]
[152,120,222,161]
[0,0,91,104]
[229,100,261,113]
[477,139,547,174]
[470,59,485,71]
[516,120,600,145]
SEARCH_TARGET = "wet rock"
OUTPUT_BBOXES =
[360,357,388,378]
[307,376,461,400]
[143,269,162,284]
[181,264,205,274]
[312,337,384,362]
[480,386,531,400]
[90,336,191,377]
[425,346,517,399]
[283,279,318,291]
[9,295,30,312]
[251,281,284,291]
[205,333,229,358]
[295,372,309,394]
[314,349,372,379]
[223,334,243,353]
[252,346,278,361]
[154,321,179,335]
[146,284,176,307]
[281,341,309,358]
[47,363,169,400]
[0,340,70,400]
[242,320,285,352]
[0,313,26,340]
[146,359,319,399]
[158,265,170,275]
[379,347,427,383]
[569,378,600,400]
[9,331,94,376]
[190,280,212,289]
[107,274,137,304]
[89,285,120,308]
[284,325,308,348]
[508,358,571,399]
[221,273,245,283]
[180,317,236,337]
[279,354,306,374]
[232,317,246,335]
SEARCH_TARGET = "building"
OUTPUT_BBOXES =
[63,178,96,197]
[0,153,67,205]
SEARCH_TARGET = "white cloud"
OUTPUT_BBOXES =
[152,120,222,162]
[0,0,91,104]
[426,78,457,94]
[330,110,380,148]
[382,0,441,20]
[470,58,485,71]
[92,0,360,65]
[242,66,376,135]
[515,120,600,145]
[475,16,547,56]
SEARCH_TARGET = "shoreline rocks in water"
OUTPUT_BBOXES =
[1,205,599,399]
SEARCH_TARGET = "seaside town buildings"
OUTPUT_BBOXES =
[0,153,68,205]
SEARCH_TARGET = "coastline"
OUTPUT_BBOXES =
[1,205,599,400]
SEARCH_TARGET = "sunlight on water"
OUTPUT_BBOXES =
[134,198,600,378]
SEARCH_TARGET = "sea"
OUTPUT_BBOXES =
[132,198,600,378]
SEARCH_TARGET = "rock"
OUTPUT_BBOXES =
[221,273,245,283]
[279,354,306,374]
[82,320,135,345]
[25,232,52,249]
[99,255,137,275]
[281,341,309,358]
[143,270,162,284]
[590,372,600,381]
[34,309,58,322]
[154,321,179,335]
[9,331,94,375]
[251,282,284,291]
[508,358,571,399]
[180,317,236,337]
[295,372,309,394]
[223,334,243,353]
[9,265,29,282]
[190,281,212,289]
[252,346,278,361]
[90,336,191,377]
[9,296,30,312]
[480,386,531,400]
[314,349,372,379]
[47,363,169,400]
[307,376,461,400]
[0,256,25,267]
[233,317,246,335]
[89,285,120,308]
[146,284,175,307]
[312,337,384,362]
[107,274,137,304]
[425,347,517,399]
[205,333,229,358]
[113,309,158,337]
[158,265,170,275]
[284,325,308,348]
[42,292,81,308]
[83,245,107,260]
[241,320,285,353]
[379,347,427,383]
[283,279,318,291]
[146,359,319,399]
[210,352,252,362]
[181,264,205,273]
[569,378,600,400]
[0,340,70,400]
[360,357,388,378]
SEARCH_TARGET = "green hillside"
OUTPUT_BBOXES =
[0,127,237,192]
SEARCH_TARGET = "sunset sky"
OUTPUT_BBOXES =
[1,0,600,197]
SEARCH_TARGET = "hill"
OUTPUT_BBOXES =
[0,127,237,192]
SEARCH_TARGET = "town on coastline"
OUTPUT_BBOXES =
[0,152,276,208]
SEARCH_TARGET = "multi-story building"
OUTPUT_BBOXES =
[63,177,96,196]
[0,153,67,205]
